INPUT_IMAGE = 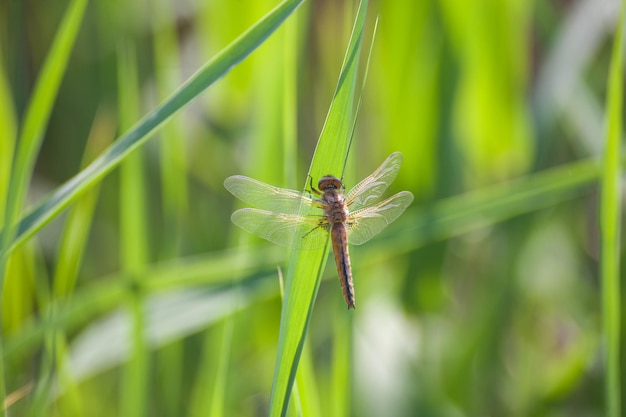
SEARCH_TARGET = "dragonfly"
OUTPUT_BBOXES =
[224,152,414,309]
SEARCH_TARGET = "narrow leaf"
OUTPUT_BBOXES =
[600,3,624,416]
[269,1,368,416]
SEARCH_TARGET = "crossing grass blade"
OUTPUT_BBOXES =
[0,0,305,255]
[600,2,624,416]
[268,1,368,415]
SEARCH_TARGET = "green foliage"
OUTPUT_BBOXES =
[600,2,625,416]
[1,0,624,416]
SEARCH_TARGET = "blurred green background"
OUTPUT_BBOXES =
[1,0,623,416]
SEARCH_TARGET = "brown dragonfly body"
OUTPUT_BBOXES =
[224,152,414,308]
[315,176,355,308]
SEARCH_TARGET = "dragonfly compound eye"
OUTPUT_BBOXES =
[318,176,343,191]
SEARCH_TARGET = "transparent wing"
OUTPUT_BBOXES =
[224,175,320,214]
[345,152,404,211]
[346,191,414,245]
[231,208,329,249]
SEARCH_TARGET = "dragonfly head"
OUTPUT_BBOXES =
[318,176,344,191]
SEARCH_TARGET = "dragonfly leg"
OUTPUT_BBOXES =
[302,220,329,239]
[307,175,321,196]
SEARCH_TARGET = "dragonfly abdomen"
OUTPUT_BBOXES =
[330,222,355,309]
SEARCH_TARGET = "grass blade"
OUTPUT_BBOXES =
[48,109,114,417]
[293,343,321,417]
[0,51,16,227]
[117,41,149,417]
[209,320,234,417]
[373,158,601,256]
[53,109,115,299]
[151,0,188,260]
[330,307,352,417]
[2,0,305,254]
[268,1,368,416]
[600,2,624,416]
[0,47,14,417]
[150,0,187,412]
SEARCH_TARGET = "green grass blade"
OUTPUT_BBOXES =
[600,3,624,416]
[53,334,83,416]
[188,327,215,417]
[117,41,149,417]
[152,0,188,260]
[0,51,16,226]
[293,343,321,417]
[26,338,54,417]
[306,1,367,182]
[2,0,305,254]
[156,343,184,417]
[118,43,149,273]
[150,0,187,412]
[0,52,14,417]
[269,1,368,416]
[53,109,114,299]
[330,308,352,417]
[368,158,600,257]
[282,7,300,187]
[208,320,234,417]
[48,110,113,417]
[347,14,378,150]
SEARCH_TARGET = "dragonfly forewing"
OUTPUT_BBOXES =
[231,208,329,249]
[224,175,317,214]
[345,152,404,211]
[346,191,414,245]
